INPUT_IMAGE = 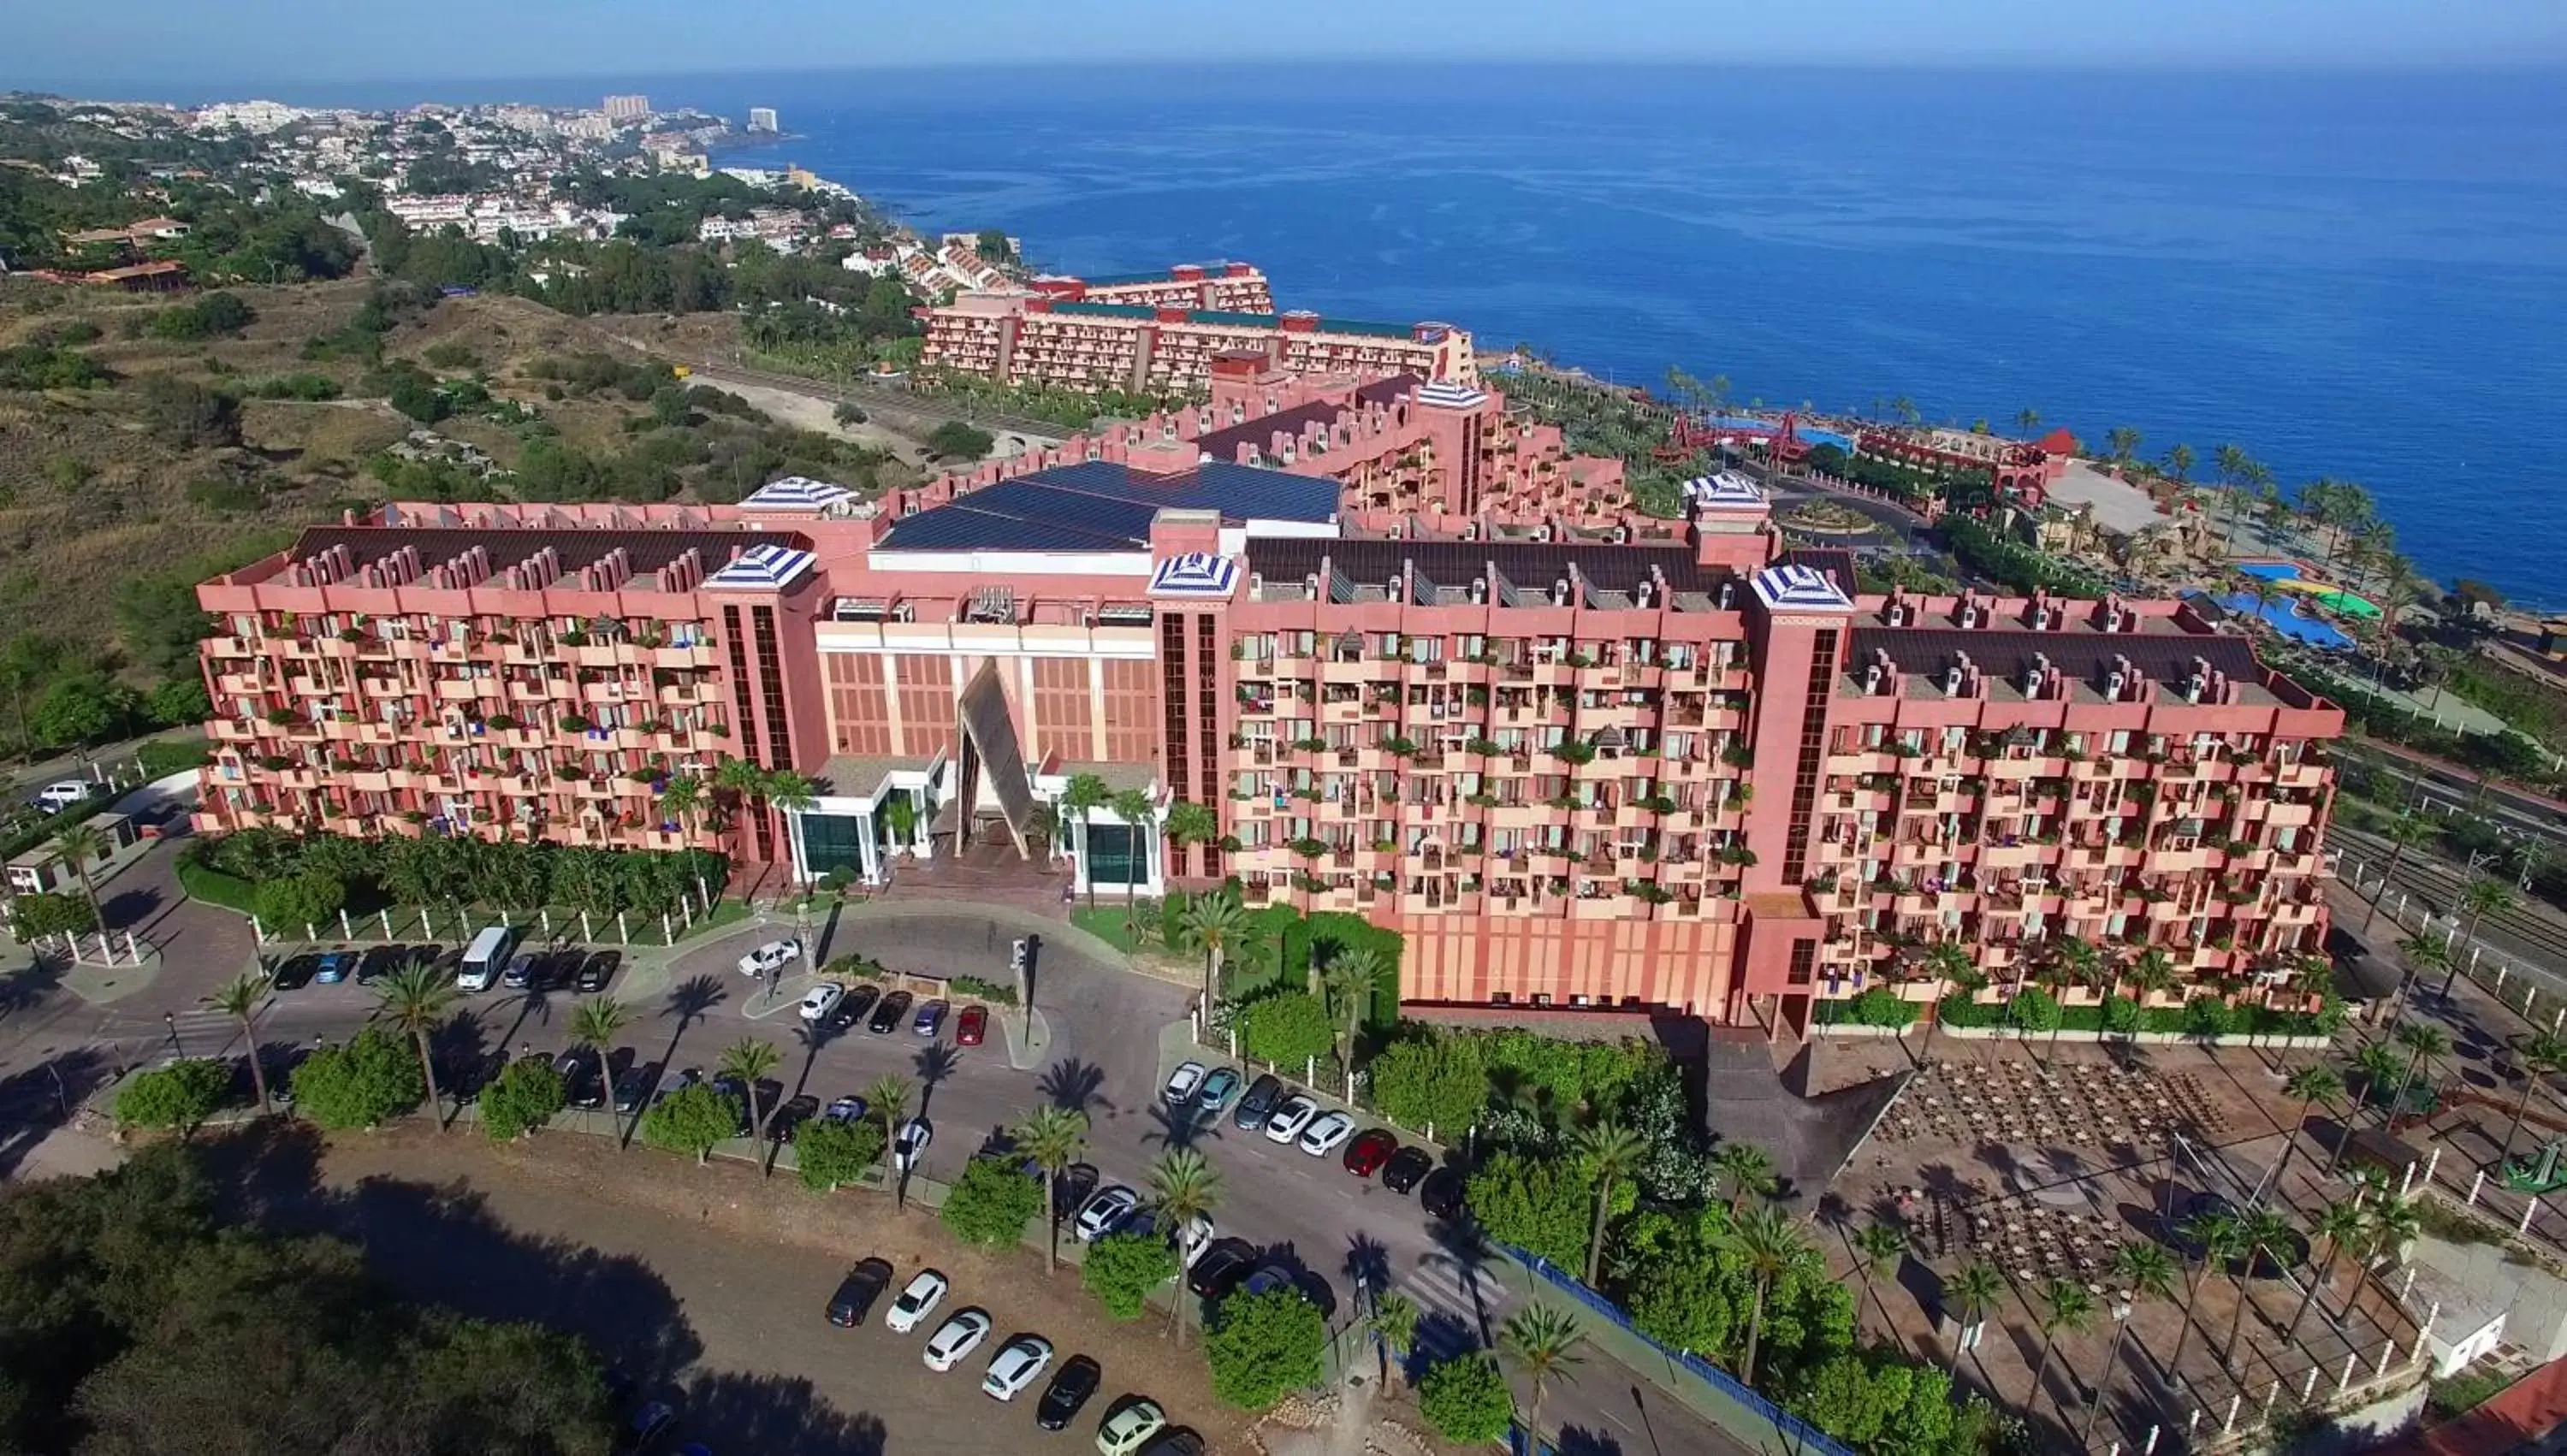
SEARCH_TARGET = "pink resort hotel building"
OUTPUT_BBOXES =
[189,311,2345,1036]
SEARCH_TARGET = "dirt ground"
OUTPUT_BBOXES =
[312,1126,1270,1455]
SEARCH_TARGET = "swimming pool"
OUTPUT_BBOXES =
[1707,414,1855,453]
[2220,592,2356,649]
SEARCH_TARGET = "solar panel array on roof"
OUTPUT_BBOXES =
[1848,628,2262,685]
[1246,538,1736,595]
[877,461,1338,554]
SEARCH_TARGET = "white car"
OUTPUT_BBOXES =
[1298,1110,1356,1157]
[1075,1185,1139,1242]
[885,1269,949,1334]
[980,1334,1054,1401]
[1163,1061,1206,1105]
[736,939,800,979]
[922,1308,993,1372]
[797,982,845,1022]
[1264,1094,1319,1144]
[1176,1213,1214,1270]
[1094,1398,1169,1456]
[893,1117,932,1173]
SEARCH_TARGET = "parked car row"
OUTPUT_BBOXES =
[821,1259,1200,1453]
[1163,1060,1462,1216]
[271,941,621,998]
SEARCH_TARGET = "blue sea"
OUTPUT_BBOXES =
[198,64,2567,607]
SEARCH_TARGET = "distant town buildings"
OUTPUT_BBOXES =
[748,107,780,133]
[189,99,307,133]
[602,94,651,124]
[1036,261,1273,314]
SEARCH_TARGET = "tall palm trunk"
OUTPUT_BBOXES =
[1041,1169,1059,1274]
[1741,1281,1770,1387]
[2167,1266,2204,1376]
[412,1030,447,1131]
[2029,1329,2061,1416]
[2287,1241,2339,1340]
[1082,811,1097,910]
[2078,1317,2131,1446]
[2220,1261,2257,1371]
[2502,1076,2544,1165]
[1585,1181,1611,1286]
[240,1013,270,1116]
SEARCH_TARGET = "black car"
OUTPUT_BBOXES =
[576,950,620,994]
[1135,1429,1205,1456]
[1186,1240,1256,1300]
[825,983,880,1034]
[825,1257,895,1327]
[768,1093,821,1144]
[612,1060,658,1115]
[557,1050,606,1109]
[1381,1145,1434,1194]
[1419,1167,1466,1222]
[1052,1162,1099,1224]
[355,944,405,985]
[270,954,320,991]
[1232,1073,1284,1132]
[1035,1354,1101,1431]
[541,950,584,990]
[867,990,914,1035]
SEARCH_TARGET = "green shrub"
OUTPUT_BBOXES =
[1205,1287,1325,1411]
[938,1154,1042,1246]
[2008,987,2061,1032]
[1417,1352,1515,1443]
[291,1026,424,1129]
[114,1057,232,1134]
[253,871,346,932]
[1081,1231,1177,1320]
[795,1116,885,1192]
[1843,986,1919,1028]
[1238,991,1334,1069]
[480,1056,566,1140]
[641,1083,740,1163]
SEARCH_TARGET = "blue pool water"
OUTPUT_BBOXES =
[2235,562,2306,582]
[2220,594,2356,649]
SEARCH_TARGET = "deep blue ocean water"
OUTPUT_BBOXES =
[214,64,2567,607]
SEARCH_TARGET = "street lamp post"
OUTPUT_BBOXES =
[163,1011,181,1057]
[2079,1295,2136,1449]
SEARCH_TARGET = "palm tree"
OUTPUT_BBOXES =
[1179,892,1255,1014]
[2392,936,2448,1023]
[2446,879,2516,997]
[720,1037,780,1150]
[1942,1262,2005,1376]
[375,963,460,1129]
[205,971,271,1116]
[1148,1148,1224,1346]
[1162,798,1218,880]
[1321,947,1381,1081]
[1568,1119,1647,1286]
[1366,1290,1420,1386]
[2081,1242,2179,1446]
[1058,772,1111,910]
[2353,1196,2422,1319]
[2014,407,2042,437]
[1722,1202,1814,1386]
[864,1072,914,1207]
[1108,787,1158,937]
[2270,1063,2344,1193]
[1918,943,1974,1063]
[51,820,110,933]
[2361,813,2434,932]
[1850,1221,1909,1344]
[2049,937,2102,1057]
[2028,1276,2095,1417]
[2103,426,2143,465]
[2163,442,2196,482]
[1016,1104,1088,1275]
[2223,1209,2295,1371]
[655,772,705,839]
[764,768,818,863]
[1713,1141,1776,1217]
[2291,1199,2367,1338]
[570,996,631,1133]
[711,755,768,854]
[1499,1305,1586,1446]
[2349,1041,2404,1142]
[2169,1209,2241,1378]
[2504,1032,2567,1166]
[2392,1020,2450,1119]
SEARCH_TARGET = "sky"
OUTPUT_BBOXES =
[10,0,2567,94]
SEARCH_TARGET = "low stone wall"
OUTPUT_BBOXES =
[1815,1022,2333,1051]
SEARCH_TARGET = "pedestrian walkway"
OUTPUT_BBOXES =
[1395,1258,1504,1365]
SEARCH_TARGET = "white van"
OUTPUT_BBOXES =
[30,781,88,813]
[456,926,515,991]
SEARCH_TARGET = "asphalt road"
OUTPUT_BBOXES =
[1,837,1747,1456]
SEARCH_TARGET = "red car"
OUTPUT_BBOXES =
[1341,1128,1400,1178]
[956,1004,988,1047]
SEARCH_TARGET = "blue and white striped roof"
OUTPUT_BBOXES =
[706,542,817,591]
[1416,380,1489,411]
[1147,553,1239,598]
[740,476,855,512]
[1751,562,1854,613]
[1683,471,1766,512]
